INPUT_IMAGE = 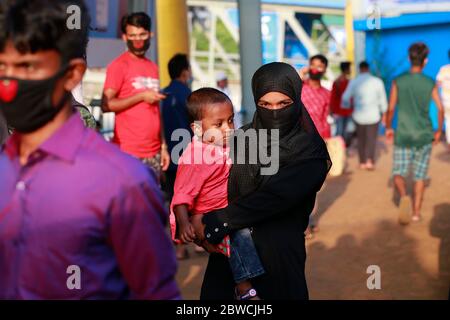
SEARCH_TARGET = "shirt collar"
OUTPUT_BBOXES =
[4,112,86,163]
[304,79,323,90]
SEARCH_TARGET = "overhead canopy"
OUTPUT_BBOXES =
[261,0,345,9]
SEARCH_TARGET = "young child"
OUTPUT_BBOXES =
[170,88,265,300]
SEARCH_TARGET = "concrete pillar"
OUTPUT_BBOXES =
[238,0,263,123]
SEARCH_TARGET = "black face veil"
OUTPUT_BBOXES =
[228,62,331,201]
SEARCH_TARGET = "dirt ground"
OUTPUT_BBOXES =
[175,139,450,300]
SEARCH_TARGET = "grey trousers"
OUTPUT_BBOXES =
[356,122,379,164]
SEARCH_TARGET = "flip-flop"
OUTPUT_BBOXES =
[398,197,412,225]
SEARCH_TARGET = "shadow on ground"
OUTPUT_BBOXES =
[307,219,450,299]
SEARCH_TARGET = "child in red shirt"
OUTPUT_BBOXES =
[170,88,264,300]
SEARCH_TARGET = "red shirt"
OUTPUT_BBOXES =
[301,80,331,139]
[104,52,161,158]
[169,138,231,256]
[330,75,352,117]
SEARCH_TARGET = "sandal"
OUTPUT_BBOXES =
[398,196,412,225]
[411,215,422,223]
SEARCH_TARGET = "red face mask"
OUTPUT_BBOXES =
[308,68,324,80]
[0,67,70,133]
[127,39,150,56]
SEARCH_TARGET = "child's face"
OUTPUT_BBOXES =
[196,102,234,147]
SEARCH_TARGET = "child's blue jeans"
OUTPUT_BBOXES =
[229,228,265,283]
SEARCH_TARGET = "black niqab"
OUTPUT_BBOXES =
[228,62,331,201]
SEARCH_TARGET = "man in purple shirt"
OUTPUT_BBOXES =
[0,0,180,299]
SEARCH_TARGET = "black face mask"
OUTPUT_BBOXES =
[127,39,150,56]
[308,69,324,80]
[0,68,70,133]
[256,103,300,137]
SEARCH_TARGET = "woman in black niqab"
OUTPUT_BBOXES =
[200,62,331,300]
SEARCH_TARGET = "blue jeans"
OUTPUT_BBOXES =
[335,115,354,147]
[229,228,265,283]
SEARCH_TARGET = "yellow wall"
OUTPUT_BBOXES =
[345,0,355,76]
[156,0,190,87]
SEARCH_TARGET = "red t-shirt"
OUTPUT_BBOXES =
[330,75,352,117]
[104,52,161,158]
[169,137,231,256]
[301,80,331,139]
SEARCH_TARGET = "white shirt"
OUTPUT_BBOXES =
[437,64,450,109]
[342,72,388,125]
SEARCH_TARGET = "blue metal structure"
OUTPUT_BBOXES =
[354,11,450,130]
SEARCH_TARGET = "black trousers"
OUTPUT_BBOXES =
[355,122,379,164]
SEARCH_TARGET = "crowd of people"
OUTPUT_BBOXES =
[0,0,448,300]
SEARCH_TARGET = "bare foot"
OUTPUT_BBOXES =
[176,246,189,260]
[194,244,205,253]
[365,160,375,171]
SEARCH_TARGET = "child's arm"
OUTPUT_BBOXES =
[173,204,196,243]
[431,85,444,145]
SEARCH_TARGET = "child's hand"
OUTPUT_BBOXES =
[179,222,196,244]
[191,215,205,241]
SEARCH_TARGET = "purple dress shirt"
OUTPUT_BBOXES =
[0,113,180,299]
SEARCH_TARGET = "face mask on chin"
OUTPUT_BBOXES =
[127,38,150,56]
[308,69,325,80]
[0,67,71,133]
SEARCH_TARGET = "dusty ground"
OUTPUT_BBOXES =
[175,139,450,300]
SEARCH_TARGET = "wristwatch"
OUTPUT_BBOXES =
[239,288,258,300]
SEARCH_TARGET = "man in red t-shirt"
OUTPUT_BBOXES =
[299,54,332,239]
[300,54,331,139]
[330,61,353,146]
[102,12,170,180]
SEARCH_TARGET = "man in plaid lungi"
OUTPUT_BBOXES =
[385,42,444,225]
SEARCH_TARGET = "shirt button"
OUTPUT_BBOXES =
[215,228,219,232]
[206,233,211,238]
[16,181,26,191]
[223,223,228,227]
